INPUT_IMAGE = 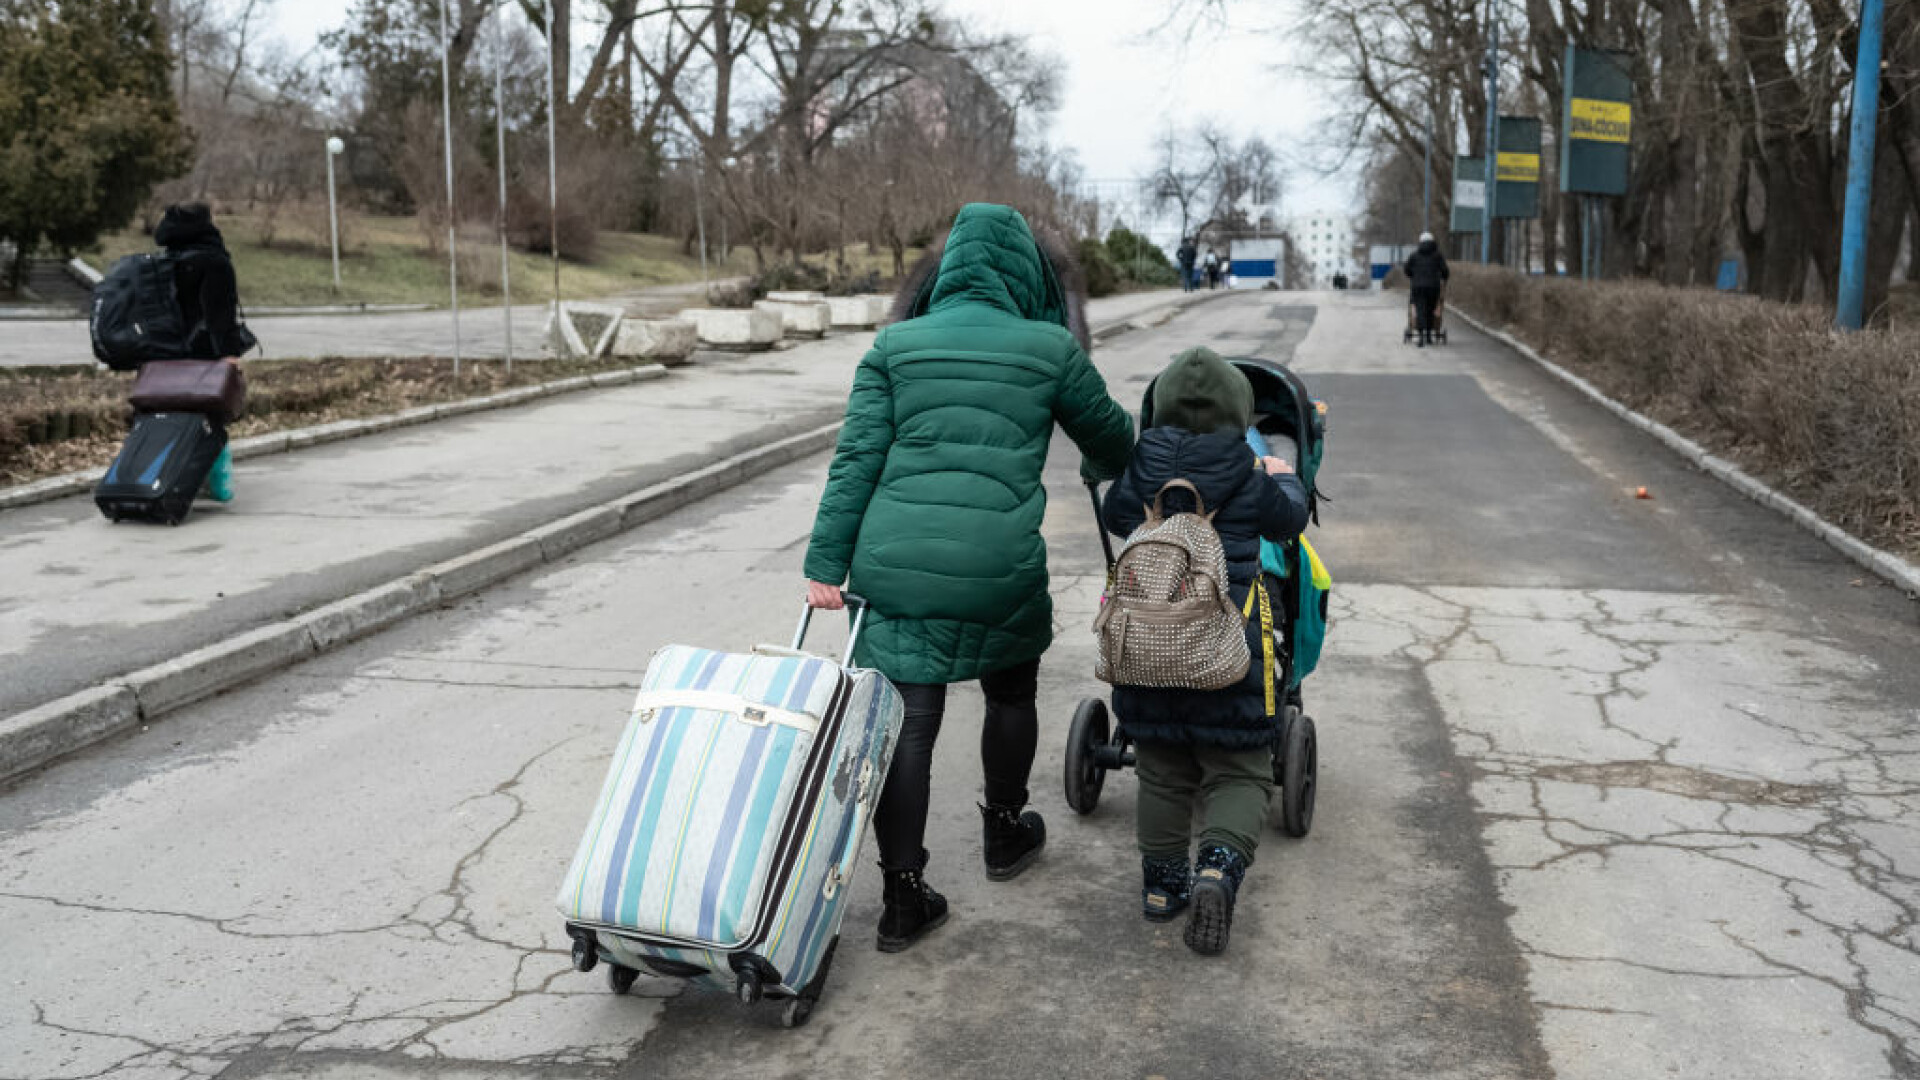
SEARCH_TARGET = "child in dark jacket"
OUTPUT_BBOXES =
[1100,347,1310,955]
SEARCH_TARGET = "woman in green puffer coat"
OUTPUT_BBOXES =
[803,203,1135,953]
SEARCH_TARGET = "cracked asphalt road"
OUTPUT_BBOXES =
[2,290,1916,1079]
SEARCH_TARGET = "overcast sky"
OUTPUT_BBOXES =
[265,0,1350,216]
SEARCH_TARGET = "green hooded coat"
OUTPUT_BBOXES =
[803,204,1135,685]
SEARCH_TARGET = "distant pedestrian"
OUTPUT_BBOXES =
[1404,231,1449,348]
[1203,247,1220,290]
[153,203,251,500]
[802,202,1135,954]
[1177,237,1198,292]
[1100,347,1311,955]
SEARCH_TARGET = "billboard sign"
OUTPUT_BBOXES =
[1560,47,1633,195]
[1495,116,1542,218]
[1450,156,1485,233]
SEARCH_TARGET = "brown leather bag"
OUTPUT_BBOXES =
[129,359,247,423]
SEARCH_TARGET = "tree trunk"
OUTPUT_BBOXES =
[1863,121,1912,323]
[1728,0,1838,300]
[1658,0,1702,284]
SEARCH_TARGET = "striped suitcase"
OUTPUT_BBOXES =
[557,599,902,1027]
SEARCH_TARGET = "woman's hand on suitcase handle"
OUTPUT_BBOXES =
[1261,456,1294,476]
[805,581,846,610]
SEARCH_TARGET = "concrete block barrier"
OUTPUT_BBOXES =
[827,296,888,329]
[612,318,698,364]
[683,307,782,349]
[755,299,833,338]
[766,290,827,304]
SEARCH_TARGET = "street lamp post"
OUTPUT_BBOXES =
[1836,0,1886,330]
[1481,0,1500,265]
[492,0,512,371]
[325,136,344,293]
[438,0,462,376]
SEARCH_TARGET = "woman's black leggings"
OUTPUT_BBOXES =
[874,658,1041,871]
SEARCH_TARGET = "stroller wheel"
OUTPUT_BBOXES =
[1064,698,1111,815]
[1279,712,1318,838]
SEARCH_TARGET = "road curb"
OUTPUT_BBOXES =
[1090,288,1235,345]
[1452,307,1920,600]
[0,421,843,785]
[0,363,669,512]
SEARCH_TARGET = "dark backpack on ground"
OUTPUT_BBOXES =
[91,252,194,370]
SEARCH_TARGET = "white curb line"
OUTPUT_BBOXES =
[1452,307,1920,600]
[0,421,843,784]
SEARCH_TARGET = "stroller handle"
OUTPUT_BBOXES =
[1086,479,1118,571]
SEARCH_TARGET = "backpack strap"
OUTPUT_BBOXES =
[1242,577,1278,717]
[1149,479,1212,522]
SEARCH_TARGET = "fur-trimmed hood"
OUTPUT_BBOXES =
[889,204,1092,351]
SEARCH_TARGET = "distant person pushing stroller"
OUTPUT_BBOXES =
[1404,232,1449,348]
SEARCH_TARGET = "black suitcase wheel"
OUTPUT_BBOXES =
[569,931,599,973]
[783,997,814,1028]
[1279,712,1318,838]
[1064,698,1111,815]
[607,964,639,995]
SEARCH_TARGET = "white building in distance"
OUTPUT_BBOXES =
[1290,212,1355,285]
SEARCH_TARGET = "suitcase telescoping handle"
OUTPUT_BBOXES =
[792,592,871,667]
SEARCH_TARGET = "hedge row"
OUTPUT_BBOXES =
[0,355,643,485]
[1445,264,1920,561]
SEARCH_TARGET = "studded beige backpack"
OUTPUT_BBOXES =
[1093,479,1251,689]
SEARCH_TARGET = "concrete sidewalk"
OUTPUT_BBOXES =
[0,289,1214,739]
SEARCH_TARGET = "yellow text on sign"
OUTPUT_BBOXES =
[1570,99,1632,144]
[1497,152,1541,182]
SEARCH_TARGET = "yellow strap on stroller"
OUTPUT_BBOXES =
[1242,577,1277,718]
[1302,536,1332,591]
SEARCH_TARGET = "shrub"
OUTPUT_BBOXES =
[1078,238,1120,298]
[1104,228,1181,289]
[1448,264,1920,559]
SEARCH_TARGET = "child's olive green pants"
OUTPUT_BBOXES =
[1134,740,1274,862]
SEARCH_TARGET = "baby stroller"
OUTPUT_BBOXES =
[1401,283,1447,344]
[1066,356,1332,837]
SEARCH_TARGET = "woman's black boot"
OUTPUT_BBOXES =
[877,867,948,953]
[1184,843,1249,956]
[979,802,1046,881]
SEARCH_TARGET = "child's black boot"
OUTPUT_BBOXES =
[1184,843,1249,956]
[1141,854,1191,922]
[877,866,948,953]
[979,802,1046,880]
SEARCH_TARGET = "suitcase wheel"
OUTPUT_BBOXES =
[782,997,814,1029]
[735,969,763,1005]
[569,932,598,973]
[607,964,639,996]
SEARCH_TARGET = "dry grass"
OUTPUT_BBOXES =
[1448,264,1920,563]
[0,355,645,486]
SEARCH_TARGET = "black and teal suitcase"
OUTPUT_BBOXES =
[94,412,226,525]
